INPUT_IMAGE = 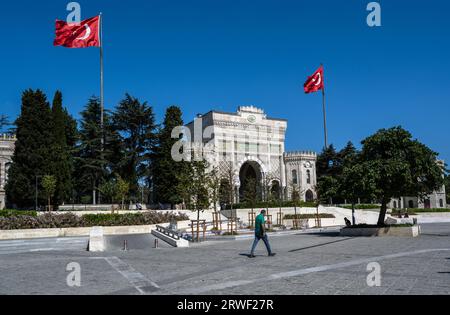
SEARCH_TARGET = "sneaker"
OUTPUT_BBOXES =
[249,254,256,258]
[268,253,276,257]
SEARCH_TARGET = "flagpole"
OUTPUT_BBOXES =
[321,64,328,149]
[99,12,104,146]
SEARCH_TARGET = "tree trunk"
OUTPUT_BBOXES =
[196,210,200,242]
[352,202,356,225]
[48,197,51,213]
[378,200,388,226]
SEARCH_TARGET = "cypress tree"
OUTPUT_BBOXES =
[152,106,186,207]
[112,94,157,199]
[5,89,54,209]
[50,91,74,207]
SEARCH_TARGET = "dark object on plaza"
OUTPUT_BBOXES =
[404,213,409,218]
[344,217,352,227]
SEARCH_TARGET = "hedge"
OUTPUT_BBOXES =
[391,208,450,215]
[0,212,189,231]
[340,204,380,210]
[0,210,38,218]
[284,213,335,219]
[225,201,317,210]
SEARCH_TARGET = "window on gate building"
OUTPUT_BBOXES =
[307,170,311,184]
[440,199,444,208]
[292,170,298,185]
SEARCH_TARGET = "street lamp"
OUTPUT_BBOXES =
[35,175,43,211]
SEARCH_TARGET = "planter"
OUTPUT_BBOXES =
[340,225,420,237]
[0,220,191,241]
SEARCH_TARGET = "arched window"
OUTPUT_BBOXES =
[307,170,311,185]
[408,200,414,209]
[305,190,314,202]
[393,201,397,209]
[440,199,444,208]
[292,170,298,185]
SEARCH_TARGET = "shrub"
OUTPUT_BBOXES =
[0,211,189,230]
[392,208,450,215]
[284,213,335,219]
[340,204,380,210]
[225,201,317,210]
[0,210,38,217]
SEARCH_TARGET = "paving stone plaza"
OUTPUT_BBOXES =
[0,223,449,295]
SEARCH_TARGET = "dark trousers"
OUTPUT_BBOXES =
[250,234,272,255]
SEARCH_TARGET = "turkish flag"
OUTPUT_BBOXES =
[304,66,324,94]
[54,16,101,48]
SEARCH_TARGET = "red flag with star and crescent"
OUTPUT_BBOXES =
[54,16,101,48]
[304,66,324,94]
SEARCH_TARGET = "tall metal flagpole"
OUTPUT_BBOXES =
[99,12,104,141]
[321,64,328,149]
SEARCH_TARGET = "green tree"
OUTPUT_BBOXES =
[339,161,376,225]
[50,91,74,208]
[112,94,157,198]
[5,89,54,209]
[360,127,444,225]
[98,179,117,204]
[208,167,221,212]
[115,176,130,210]
[42,175,56,212]
[0,114,10,133]
[316,144,339,178]
[152,106,186,207]
[316,176,339,205]
[75,97,120,204]
[180,160,211,241]
[242,177,259,212]
[445,172,450,204]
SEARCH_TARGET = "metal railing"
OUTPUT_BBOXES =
[156,225,181,240]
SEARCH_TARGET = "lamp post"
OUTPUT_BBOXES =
[35,175,43,211]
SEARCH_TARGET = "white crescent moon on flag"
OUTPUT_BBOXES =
[76,24,91,40]
[314,73,322,86]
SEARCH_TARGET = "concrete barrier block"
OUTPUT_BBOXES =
[89,227,105,252]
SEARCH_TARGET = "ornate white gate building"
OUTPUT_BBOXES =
[186,106,317,203]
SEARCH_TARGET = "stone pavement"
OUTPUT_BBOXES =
[0,223,449,295]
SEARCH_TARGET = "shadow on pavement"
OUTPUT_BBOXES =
[288,238,354,253]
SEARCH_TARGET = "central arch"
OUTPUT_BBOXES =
[239,161,263,202]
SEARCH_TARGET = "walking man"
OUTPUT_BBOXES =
[249,210,276,258]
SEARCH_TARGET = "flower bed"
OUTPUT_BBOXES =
[0,212,189,231]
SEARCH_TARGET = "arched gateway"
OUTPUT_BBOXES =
[186,106,318,205]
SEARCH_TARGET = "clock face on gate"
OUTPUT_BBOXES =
[247,115,256,123]
[304,162,312,168]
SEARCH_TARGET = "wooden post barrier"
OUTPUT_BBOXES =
[191,220,207,242]
[212,212,222,233]
[277,210,284,226]
[248,210,256,229]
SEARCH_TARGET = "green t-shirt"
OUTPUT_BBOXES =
[255,214,265,236]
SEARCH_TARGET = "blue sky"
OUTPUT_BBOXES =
[0,0,449,162]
